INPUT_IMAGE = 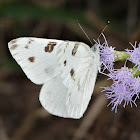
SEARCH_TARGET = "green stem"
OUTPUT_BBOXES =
[115,51,130,61]
[132,67,140,77]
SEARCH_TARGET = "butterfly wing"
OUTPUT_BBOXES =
[8,37,63,84]
[39,75,70,118]
[9,37,100,119]
[57,42,100,118]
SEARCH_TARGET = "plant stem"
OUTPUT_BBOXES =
[115,51,130,61]
[132,67,140,77]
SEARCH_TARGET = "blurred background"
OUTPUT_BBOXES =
[0,0,140,140]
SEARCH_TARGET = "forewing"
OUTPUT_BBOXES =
[57,41,93,88]
[57,41,99,118]
[8,37,63,84]
[66,65,98,118]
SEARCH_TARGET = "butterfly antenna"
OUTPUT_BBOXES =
[97,20,110,40]
[77,20,94,46]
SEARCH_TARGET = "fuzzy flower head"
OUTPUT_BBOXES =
[107,67,134,81]
[102,67,140,112]
[97,33,116,71]
[126,42,140,71]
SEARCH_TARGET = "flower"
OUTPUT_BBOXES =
[102,67,140,112]
[126,42,140,71]
[107,67,134,81]
[97,33,116,71]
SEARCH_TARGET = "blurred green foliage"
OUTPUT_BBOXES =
[0,2,89,24]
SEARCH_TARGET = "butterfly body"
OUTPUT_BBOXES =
[8,37,100,119]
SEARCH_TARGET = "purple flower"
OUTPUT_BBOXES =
[126,42,140,71]
[107,67,134,81]
[97,33,116,71]
[102,67,140,112]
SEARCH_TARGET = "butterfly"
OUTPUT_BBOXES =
[8,37,100,119]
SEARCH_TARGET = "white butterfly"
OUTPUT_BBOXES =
[8,37,100,119]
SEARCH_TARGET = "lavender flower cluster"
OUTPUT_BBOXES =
[98,34,140,112]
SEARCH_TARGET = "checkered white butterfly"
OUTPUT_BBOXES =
[8,37,100,119]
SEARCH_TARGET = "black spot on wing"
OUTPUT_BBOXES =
[63,42,69,53]
[10,44,18,50]
[44,42,57,53]
[64,60,67,66]
[25,45,29,49]
[28,57,35,62]
[70,68,75,78]
[28,39,34,44]
[72,42,79,56]
[10,39,17,44]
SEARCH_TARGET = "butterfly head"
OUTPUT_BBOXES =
[91,44,99,52]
